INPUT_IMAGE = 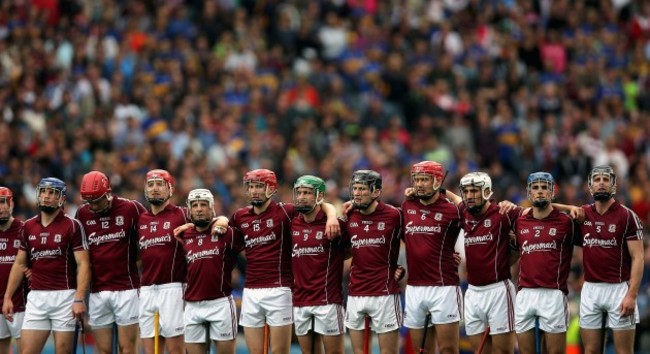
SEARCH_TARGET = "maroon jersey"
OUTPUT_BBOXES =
[514,209,575,294]
[0,219,27,312]
[182,225,244,301]
[21,212,87,290]
[346,201,402,296]
[291,211,346,306]
[578,201,644,283]
[229,200,297,288]
[137,204,189,286]
[461,203,522,286]
[75,197,146,292]
[402,197,461,286]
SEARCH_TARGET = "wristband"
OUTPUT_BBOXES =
[73,299,85,304]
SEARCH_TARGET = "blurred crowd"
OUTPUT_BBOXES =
[2,0,650,350]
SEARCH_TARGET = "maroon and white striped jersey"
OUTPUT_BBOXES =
[0,219,27,311]
[402,197,462,286]
[346,201,402,296]
[182,225,244,301]
[577,201,644,283]
[291,211,346,306]
[75,197,146,292]
[21,212,87,290]
[137,204,189,286]
[229,200,297,288]
[514,209,575,294]
[461,203,522,286]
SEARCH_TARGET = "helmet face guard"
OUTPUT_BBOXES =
[349,170,382,210]
[588,165,616,202]
[293,175,326,214]
[187,189,215,228]
[244,169,278,207]
[37,177,67,214]
[0,187,13,224]
[527,172,555,209]
[459,172,493,215]
[145,169,174,206]
[411,161,445,200]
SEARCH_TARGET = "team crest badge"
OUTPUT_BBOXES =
[266,219,274,228]
[116,216,124,226]
[13,240,20,248]
[549,228,557,236]
[484,219,491,228]
[54,234,61,243]
[316,231,323,240]
[163,222,170,229]
[434,213,442,221]
[378,222,385,231]
[212,235,219,242]
[608,225,616,232]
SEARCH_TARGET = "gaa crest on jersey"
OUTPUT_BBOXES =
[13,240,20,248]
[54,234,61,243]
[163,222,170,229]
[378,222,385,231]
[316,231,323,240]
[608,224,616,232]
[434,213,442,221]
[266,219,274,228]
[211,235,219,242]
[484,219,491,228]
[549,228,557,236]
[116,216,124,226]
[407,209,416,214]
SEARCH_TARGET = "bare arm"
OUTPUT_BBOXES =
[321,202,341,239]
[444,189,462,205]
[2,250,28,321]
[620,240,644,316]
[552,203,584,221]
[72,249,91,320]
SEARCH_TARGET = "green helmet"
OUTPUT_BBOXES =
[293,175,326,213]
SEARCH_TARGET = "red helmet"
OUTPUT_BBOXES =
[80,171,112,201]
[145,169,175,189]
[411,161,444,181]
[243,169,278,189]
[0,187,13,201]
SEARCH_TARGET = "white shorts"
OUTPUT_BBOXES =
[89,289,140,328]
[404,285,463,328]
[0,312,24,339]
[185,296,238,343]
[240,287,293,328]
[515,288,568,334]
[139,283,184,338]
[23,289,76,332]
[580,281,639,330]
[345,294,402,334]
[464,280,516,336]
[293,304,345,336]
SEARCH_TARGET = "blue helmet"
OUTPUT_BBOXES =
[526,172,554,208]
[36,177,67,212]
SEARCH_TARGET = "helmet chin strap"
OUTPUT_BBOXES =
[192,219,211,228]
[592,192,612,201]
[532,200,550,208]
[39,205,60,214]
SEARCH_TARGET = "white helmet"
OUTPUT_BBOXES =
[459,172,494,201]
[186,189,214,209]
